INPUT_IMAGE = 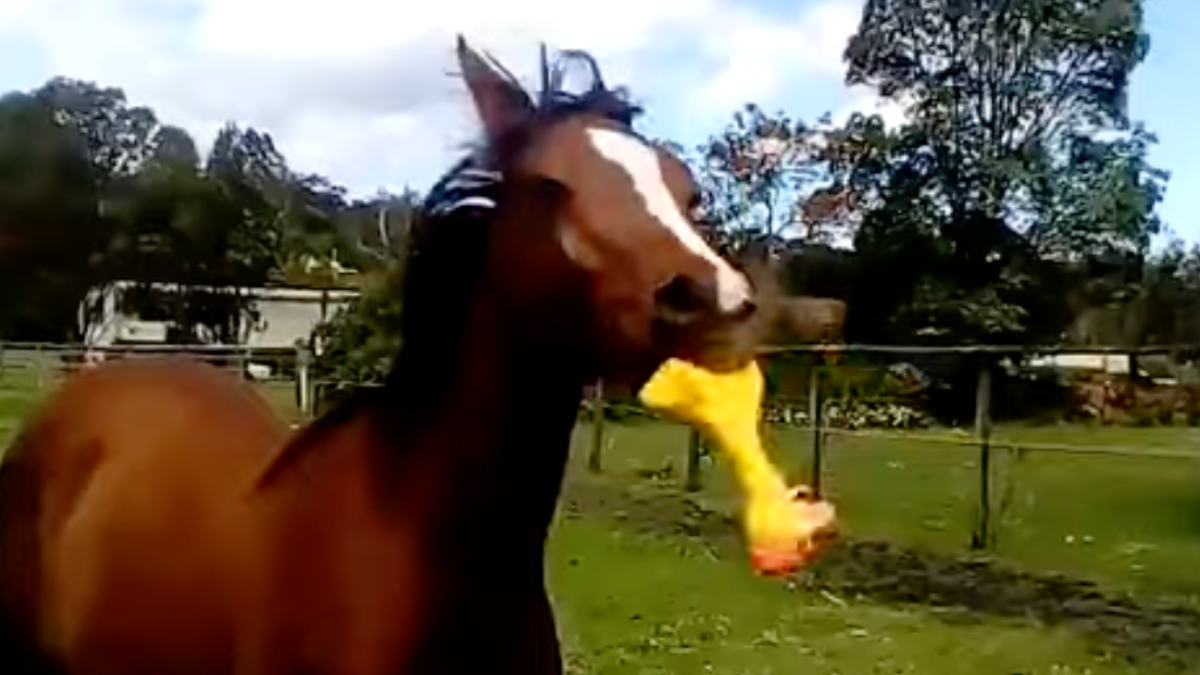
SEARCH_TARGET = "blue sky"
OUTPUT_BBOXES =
[1127,0,1198,243]
[0,0,1193,243]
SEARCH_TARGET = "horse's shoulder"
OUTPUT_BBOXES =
[253,394,377,492]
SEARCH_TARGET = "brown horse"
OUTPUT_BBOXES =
[0,38,761,675]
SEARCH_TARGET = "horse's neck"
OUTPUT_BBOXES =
[375,294,586,564]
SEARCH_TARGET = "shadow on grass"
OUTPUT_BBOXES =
[561,474,1200,672]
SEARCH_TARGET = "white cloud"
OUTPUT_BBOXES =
[834,85,910,129]
[0,0,34,24]
[0,0,865,197]
[691,1,861,111]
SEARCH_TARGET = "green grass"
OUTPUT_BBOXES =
[2,366,1198,673]
[577,419,1200,602]
[550,514,1144,675]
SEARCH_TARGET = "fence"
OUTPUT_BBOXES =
[0,342,318,424]
[583,344,1200,563]
[3,340,1200,596]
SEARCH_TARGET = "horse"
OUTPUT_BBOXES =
[0,37,763,675]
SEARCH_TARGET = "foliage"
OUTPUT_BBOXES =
[328,188,422,274]
[1030,124,1169,259]
[0,7,1183,353]
[692,104,825,251]
[832,0,1163,344]
[298,187,424,384]
[32,77,161,181]
[845,0,1150,220]
[0,92,106,340]
[765,399,929,430]
[684,0,1166,347]
[0,76,414,343]
[311,261,406,384]
[1136,240,1200,345]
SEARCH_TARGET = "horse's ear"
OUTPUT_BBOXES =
[456,35,535,142]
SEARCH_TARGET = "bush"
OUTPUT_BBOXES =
[765,399,929,430]
[311,262,404,385]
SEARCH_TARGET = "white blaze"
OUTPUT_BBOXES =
[585,128,752,313]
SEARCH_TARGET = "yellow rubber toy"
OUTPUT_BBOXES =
[638,358,837,576]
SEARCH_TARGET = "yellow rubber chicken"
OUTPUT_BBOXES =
[638,358,837,576]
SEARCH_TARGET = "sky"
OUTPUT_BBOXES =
[0,0,1194,242]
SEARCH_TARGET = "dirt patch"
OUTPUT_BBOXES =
[561,475,1200,671]
[562,475,739,544]
[806,540,1200,671]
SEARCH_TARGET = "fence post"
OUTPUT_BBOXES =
[808,362,824,497]
[587,380,605,473]
[35,343,46,390]
[971,358,994,550]
[295,345,314,420]
[685,428,704,492]
[997,445,1025,540]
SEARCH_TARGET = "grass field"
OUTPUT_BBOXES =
[582,420,1200,602]
[3,362,1200,674]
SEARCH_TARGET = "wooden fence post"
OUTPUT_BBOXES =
[808,362,824,497]
[997,445,1025,540]
[587,380,605,473]
[35,343,46,390]
[295,345,314,420]
[685,428,704,492]
[971,359,994,550]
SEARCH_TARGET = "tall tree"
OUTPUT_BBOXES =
[840,0,1157,343]
[845,0,1149,224]
[206,123,347,276]
[0,92,106,340]
[1029,123,1168,259]
[33,78,161,182]
[206,123,289,194]
[149,124,201,169]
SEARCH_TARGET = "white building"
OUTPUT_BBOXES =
[78,280,360,351]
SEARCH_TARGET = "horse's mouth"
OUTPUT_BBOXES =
[650,319,760,374]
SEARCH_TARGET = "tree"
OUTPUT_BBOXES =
[308,189,425,383]
[846,0,1149,223]
[312,260,406,384]
[0,92,106,340]
[149,125,201,169]
[207,123,348,276]
[206,123,290,198]
[92,121,303,344]
[0,74,379,343]
[1143,241,1200,346]
[100,158,265,343]
[1029,123,1168,259]
[333,188,421,271]
[693,104,825,253]
[839,0,1158,343]
[33,78,161,181]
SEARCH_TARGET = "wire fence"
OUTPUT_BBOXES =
[3,340,1200,597]
[583,343,1200,595]
[0,342,313,425]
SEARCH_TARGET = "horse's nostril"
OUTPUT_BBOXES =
[654,275,712,324]
[730,299,758,321]
[655,275,758,325]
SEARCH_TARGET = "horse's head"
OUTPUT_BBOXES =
[450,37,760,384]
